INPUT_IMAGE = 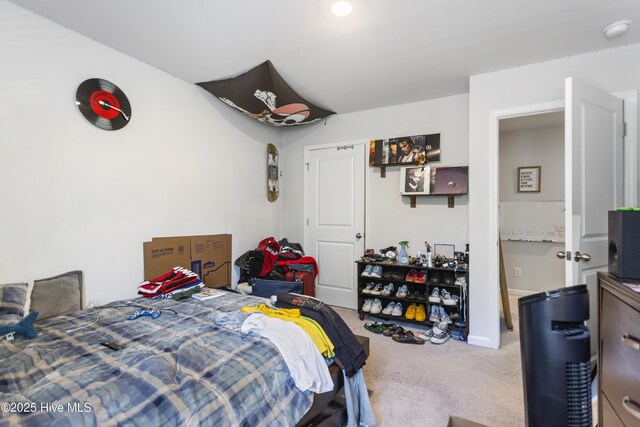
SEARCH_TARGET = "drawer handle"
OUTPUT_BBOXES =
[621,334,640,351]
[623,396,640,420]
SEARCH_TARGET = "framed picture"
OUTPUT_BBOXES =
[370,133,440,166]
[400,165,431,195]
[518,166,541,193]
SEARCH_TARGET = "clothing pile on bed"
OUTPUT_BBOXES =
[235,237,318,282]
[137,266,204,299]
[228,293,376,427]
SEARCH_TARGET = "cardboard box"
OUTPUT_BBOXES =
[143,234,232,288]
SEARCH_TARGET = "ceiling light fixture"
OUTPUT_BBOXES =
[331,1,353,17]
[602,19,631,39]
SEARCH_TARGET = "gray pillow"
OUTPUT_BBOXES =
[31,271,83,321]
[0,282,29,327]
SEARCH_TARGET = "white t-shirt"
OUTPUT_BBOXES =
[241,312,333,393]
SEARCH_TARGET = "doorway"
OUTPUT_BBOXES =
[303,141,366,309]
[498,111,566,301]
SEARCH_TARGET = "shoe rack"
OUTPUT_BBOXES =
[356,261,469,340]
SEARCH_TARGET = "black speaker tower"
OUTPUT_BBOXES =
[608,210,640,280]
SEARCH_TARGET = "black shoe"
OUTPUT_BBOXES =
[429,270,442,284]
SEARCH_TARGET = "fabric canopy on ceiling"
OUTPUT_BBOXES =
[197,60,335,127]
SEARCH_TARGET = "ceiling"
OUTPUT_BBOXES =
[9,0,640,114]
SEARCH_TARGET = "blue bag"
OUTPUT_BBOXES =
[250,278,303,298]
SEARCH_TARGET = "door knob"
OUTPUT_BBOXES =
[573,251,591,262]
[556,251,572,261]
[355,233,362,239]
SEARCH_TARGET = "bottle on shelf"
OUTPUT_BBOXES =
[398,241,410,266]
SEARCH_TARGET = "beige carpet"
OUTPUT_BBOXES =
[333,294,524,427]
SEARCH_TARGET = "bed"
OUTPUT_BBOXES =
[0,290,359,426]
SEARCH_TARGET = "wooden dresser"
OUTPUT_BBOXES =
[598,272,640,426]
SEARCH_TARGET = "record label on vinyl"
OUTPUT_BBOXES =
[76,78,131,130]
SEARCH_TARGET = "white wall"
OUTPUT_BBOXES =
[469,43,640,349]
[281,94,469,263]
[0,1,283,305]
[499,124,565,294]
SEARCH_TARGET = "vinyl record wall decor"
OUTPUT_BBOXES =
[76,78,131,130]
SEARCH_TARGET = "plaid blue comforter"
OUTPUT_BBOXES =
[0,292,313,426]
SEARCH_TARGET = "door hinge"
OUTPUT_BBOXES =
[337,145,354,151]
[622,121,627,137]
[306,218,309,226]
[305,162,309,171]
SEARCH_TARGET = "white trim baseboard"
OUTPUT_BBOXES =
[507,289,537,297]
[467,334,497,349]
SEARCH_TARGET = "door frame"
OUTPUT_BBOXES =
[303,140,369,303]
[484,100,564,349]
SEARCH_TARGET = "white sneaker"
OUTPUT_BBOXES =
[430,321,451,344]
[381,283,394,297]
[370,283,384,295]
[391,302,403,317]
[370,265,383,278]
[362,299,372,312]
[442,292,459,306]
[428,287,441,303]
[382,302,395,315]
[361,264,374,277]
[370,298,383,315]
[396,284,408,298]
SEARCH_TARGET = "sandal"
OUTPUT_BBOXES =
[384,325,405,337]
[392,330,426,345]
[364,321,396,334]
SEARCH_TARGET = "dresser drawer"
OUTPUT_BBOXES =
[601,290,640,426]
[602,392,625,427]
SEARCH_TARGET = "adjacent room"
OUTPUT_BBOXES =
[2,1,640,426]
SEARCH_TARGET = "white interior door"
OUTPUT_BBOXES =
[304,143,365,309]
[564,77,624,354]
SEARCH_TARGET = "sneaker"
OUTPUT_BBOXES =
[382,302,395,315]
[362,299,372,312]
[362,283,375,294]
[417,328,434,341]
[415,291,427,301]
[391,302,403,317]
[440,288,452,302]
[381,283,394,297]
[391,270,406,281]
[428,305,440,322]
[414,270,427,284]
[443,292,459,306]
[428,287,441,303]
[382,269,395,280]
[450,312,460,321]
[396,284,408,298]
[370,283,384,295]
[405,269,418,282]
[405,303,417,320]
[429,270,442,284]
[415,304,427,322]
[361,264,374,277]
[443,271,455,285]
[370,266,383,278]
[370,298,383,315]
[431,321,451,344]
[439,306,452,324]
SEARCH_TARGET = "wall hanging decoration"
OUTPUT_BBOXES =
[369,133,440,166]
[400,165,431,195]
[518,166,541,192]
[197,60,335,127]
[76,78,131,130]
[267,143,279,202]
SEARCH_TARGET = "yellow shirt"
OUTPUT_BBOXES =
[242,304,335,358]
